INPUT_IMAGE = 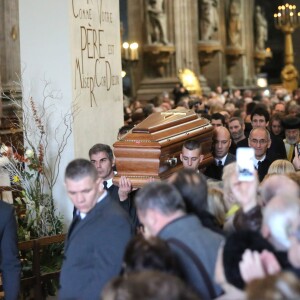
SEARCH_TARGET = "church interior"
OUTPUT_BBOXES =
[1,0,300,299]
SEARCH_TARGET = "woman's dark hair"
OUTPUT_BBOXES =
[171,169,208,213]
[121,235,180,276]
[223,230,277,290]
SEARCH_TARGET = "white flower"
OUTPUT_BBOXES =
[25,149,34,158]
[0,144,8,154]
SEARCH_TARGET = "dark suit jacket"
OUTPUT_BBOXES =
[204,153,236,181]
[159,215,224,299]
[257,157,273,182]
[72,184,140,229]
[269,132,287,160]
[0,200,21,300]
[107,184,140,229]
[59,194,132,300]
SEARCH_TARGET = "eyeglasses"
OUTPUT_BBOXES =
[287,224,300,242]
[249,139,268,145]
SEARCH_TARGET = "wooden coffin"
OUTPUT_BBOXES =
[113,108,214,187]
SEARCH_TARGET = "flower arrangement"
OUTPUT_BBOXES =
[3,144,63,240]
[1,79,76,297]
[1,79,76,239]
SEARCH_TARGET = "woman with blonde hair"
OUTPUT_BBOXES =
[267,159,295,175]
[207,188,226,228]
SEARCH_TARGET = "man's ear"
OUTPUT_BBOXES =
[267,139,272,149]
[147,209,158,226]
[112,158,116,167]
[229,138,232,147]
[266,121,269,127]
[199,154,204,163]
[180,153,183,162]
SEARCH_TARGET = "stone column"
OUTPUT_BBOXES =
[133,0,207,100]
[0,0,21,90]
[223,0,256,88]
[173,0,199,73]
[197,0,225,90]
[129,0,179,101]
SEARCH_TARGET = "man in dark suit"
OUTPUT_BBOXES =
[0,200,21,300]
[204,127,236,180]
[88,143,139,228]
[237,107,287,160]
[248,127,274,182]
[89,143,130,207]
[228,116,247,155]
[59,159,132,299]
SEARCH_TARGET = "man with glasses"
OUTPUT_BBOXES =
[238,107,286,160]
[248,127,273,182]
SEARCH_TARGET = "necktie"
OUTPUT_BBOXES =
[257,161,262,169]
[103,180,108,190]
[218,160,222,166]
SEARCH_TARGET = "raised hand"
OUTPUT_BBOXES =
[118,176,132,201]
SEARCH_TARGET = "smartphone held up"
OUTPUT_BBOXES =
[236,147,255,181]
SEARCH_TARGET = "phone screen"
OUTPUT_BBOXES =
[236,147,255,181]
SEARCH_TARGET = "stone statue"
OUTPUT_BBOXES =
[255,6,268,52]
[199,0,219,41]
[228,0,241,47]
[146,0,168,45]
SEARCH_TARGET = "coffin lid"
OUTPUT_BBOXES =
[132,108,197,134]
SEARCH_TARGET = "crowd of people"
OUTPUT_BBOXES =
[2,84,300,299]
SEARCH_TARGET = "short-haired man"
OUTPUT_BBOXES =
[211,112,225,128]
[88,143,138,226]
[135,182,223,299]
[0,200,21,300]
[238,107,287,160]
[228,117,247,155]
[248,127,273,182]
[272,102,286,115]
[251,107,270,129]
[59,159,132,299]
[204,127,236,180]
[228,117,246,143]
[282,116,300,161]
[180,140,204,171]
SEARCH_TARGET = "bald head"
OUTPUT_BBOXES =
[248,127,271,160]
[213,127,232,159]
[262,194,300,251]
[260,174,300,206]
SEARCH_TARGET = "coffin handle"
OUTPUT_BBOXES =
[166,157,177,167]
